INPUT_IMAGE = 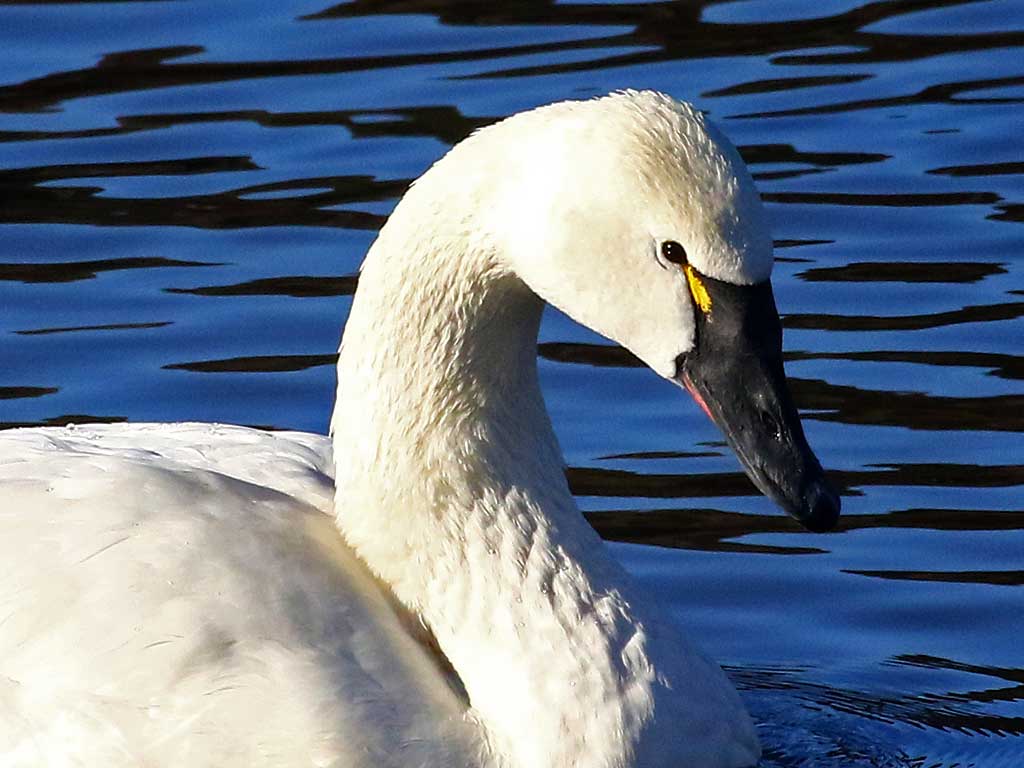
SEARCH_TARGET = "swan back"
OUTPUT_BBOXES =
[0,425,481,767]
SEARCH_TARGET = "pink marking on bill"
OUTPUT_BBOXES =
[682,373,715,422]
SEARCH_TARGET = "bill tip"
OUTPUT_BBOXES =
[798,478,841,532]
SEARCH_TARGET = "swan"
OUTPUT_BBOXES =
[0,90,839,768]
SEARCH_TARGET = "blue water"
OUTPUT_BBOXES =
[1,1,1022,765]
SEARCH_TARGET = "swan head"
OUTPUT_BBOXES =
[460,90,840,531]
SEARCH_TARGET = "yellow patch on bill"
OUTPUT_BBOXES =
[684,265,712,314]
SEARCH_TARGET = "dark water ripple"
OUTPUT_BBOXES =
[783,301,1024,332]
[592,506,1024,553]
[798,261,1007,283]
[0,166,396,230]
[1,0,1022,764]
[0,256,216,283]
[167,274,358,298]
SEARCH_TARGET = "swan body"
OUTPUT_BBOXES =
[0,424,482,767]
[0,91,839,767]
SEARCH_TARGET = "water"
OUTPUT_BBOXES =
[1,1,1021,765]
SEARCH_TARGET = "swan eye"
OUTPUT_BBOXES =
[661,241,712,314]
[661,240,688,265]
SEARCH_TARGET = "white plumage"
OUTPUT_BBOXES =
[0,91,771,767]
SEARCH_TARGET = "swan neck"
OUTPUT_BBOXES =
[329,217,660,767]
[326,182,753,768]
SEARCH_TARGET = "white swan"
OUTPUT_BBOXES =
[0,90,839,768]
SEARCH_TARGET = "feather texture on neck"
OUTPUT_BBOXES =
[330,110,757,767]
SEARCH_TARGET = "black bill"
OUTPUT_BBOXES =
[675,272,840,532]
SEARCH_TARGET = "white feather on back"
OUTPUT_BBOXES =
[0,425,481,768]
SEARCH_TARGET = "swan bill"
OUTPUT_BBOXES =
[675,273,841,532]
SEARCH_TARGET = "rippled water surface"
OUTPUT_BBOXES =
[2,1,1022,765]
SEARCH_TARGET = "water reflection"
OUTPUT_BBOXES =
[929,161,1024,178]
[789,378,1024,432]
[589,506,1024,554]
[310,0,1024,81]
[730,72,1024,118]
[783,300,1024,332]
[847,568,1024,586]
[570,463,1024,500]
[3,0,1021,117]
[0,106,484,146]
[798,261,1006,283]
[163,354,336,374]
[743,144,889,181]
[740,658,1024,740]
[992,203,1024,223]
[0,170,393,229]
[762,191,1001,207]
[0,44,515,114]
[168,275,357,297]
[539,342,1024,431]
[15,321,172,336]
[0,386,57,400]
[789,350,1024,382]
[894,654,1024,710]
[0,256,213,283]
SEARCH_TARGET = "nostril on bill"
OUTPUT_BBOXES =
[758,410,783,442]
